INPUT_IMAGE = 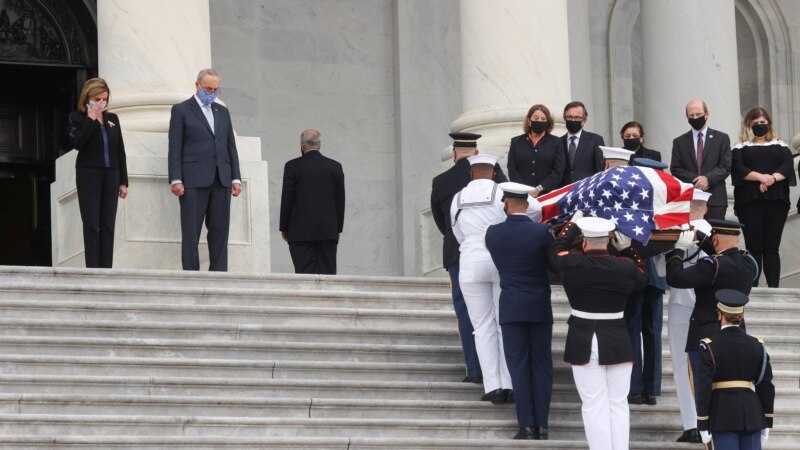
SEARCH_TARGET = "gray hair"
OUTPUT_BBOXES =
[301,129,321,148]
[196,68,220,82]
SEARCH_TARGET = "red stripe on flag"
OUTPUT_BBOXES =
[654,211,690,229]
[654,168,684,201]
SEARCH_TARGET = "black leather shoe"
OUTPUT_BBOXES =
[627,394,643,405]
[480,388,504,403]
[502,389,514,404]
[533,427,548,440]
[643,394,657,405]
[462,376,483,384]
[676,428,702,443]
[513,427,536,440]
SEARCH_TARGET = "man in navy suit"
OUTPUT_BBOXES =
[485,182,554,440]
[670,99,732,220]
[560,101,605,187]
[168,68,242,271]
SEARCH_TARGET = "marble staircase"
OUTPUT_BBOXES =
[0,266,797,449]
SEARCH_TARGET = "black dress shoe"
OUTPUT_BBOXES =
[513,427,536,440]
[533,427,548,440]
[676,428,702,443]
[462,376,483,384]
[480,388,504,403]
[627,394,643,405]
[502,389,514,403]
[643,394,657,405]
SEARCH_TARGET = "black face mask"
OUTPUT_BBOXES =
[623,138,641,151]
[752,123,769,137]
[688,116,707,131]
[530,121,548,134]
[565,120,583,134]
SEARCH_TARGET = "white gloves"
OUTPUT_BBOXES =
[761,428,769,444]
[571,210,584,221]
[674,229,696,251]
[700,430,711,444]
[612,231,631,251]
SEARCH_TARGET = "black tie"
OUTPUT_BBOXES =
[568,136,577,166]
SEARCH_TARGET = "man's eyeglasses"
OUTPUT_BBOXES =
[200,87,222,94]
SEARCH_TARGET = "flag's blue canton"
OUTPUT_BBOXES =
[556,166,657,243]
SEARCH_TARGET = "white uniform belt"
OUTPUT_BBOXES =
[570,309,624,320]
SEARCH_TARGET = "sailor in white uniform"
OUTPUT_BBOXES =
[450,154,540,402]
[667,189,712,443]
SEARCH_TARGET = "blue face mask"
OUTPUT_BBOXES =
[197,88,219,106]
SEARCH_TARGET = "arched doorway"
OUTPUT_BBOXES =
[0,0,96,265]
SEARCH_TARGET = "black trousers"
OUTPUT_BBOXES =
[76,167,120,268]
[736,200,790,287]
[704,205,727,220]
[179,173,230,271]
[289,240,337,274]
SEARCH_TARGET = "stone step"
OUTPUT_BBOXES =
[2,375,797,407]
[0,353,796,389]
[0,414,795,442]
[0,266,452,294]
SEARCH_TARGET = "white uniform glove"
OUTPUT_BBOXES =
[611,231,631,251]
[674,229,696,251]
[570,210,584,222]
[700,430,711,444]
[761,428,769,444]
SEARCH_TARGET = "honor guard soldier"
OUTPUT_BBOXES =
[431,132,507,384]
[485,182,554,440]
[450,154,513,403]
[549,215,647,450]
[667,189,712,443]
[695,289,774,449]
[665,219,758,396]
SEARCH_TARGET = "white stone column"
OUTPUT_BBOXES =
[449,0,572,153]
[641,0,741,160]
[51,0,271,272]
[97,0,211,132]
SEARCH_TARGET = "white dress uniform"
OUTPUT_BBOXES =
[668,217,711,431]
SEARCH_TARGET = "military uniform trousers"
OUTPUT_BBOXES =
[501,321,552,428]
[625,285,663,397]
[458,258,512,393]
[447,261,481,379]
[712,430,761,450]
[572,333,632,450]
[668,299,696,431]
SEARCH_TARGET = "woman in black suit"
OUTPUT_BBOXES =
[620,121,662,163]
[68,78,128,268]
[731,107,795,287]
[507,104,565,197]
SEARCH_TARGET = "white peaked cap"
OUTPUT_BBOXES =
[600,146,635,161]
[498,182,534,198]
[467,154,498,166]
[692,189,712,202]
[575,217,615,238]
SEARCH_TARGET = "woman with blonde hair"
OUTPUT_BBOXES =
[731,107,795,287]
[68,78,128,268]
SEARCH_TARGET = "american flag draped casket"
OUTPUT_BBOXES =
[535,166,695,244]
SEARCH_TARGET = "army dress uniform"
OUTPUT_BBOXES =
[485,182,554,440]
[430,132,508,382]
[549,217,648,450]
[695,290,774,449]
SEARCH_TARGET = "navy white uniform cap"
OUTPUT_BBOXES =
[575,217,615,238]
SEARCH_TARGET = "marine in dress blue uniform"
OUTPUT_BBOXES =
[695,289,774,450]
[485,182,554,440]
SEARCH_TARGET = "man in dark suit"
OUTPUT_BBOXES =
[430,132,507,383]
[168,68,242,271]
[670,99,732,220]
[560,101,605,187]
[279,129,345,274]
[485,182,554,440]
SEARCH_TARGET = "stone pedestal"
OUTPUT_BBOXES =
[418,0,573,274]
[51,0,270,272]
[641,0,741,160]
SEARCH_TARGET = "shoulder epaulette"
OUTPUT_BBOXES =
[757,337,765,344]
[701,338,712,344]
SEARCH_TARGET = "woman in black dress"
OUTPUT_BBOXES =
[507,104,565,197]
[68,78,128,268]
[731,107,795,287]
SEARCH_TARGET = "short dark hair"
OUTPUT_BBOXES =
[620,121,645,137]
[719,310,744,325]
[563,101,588,119]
